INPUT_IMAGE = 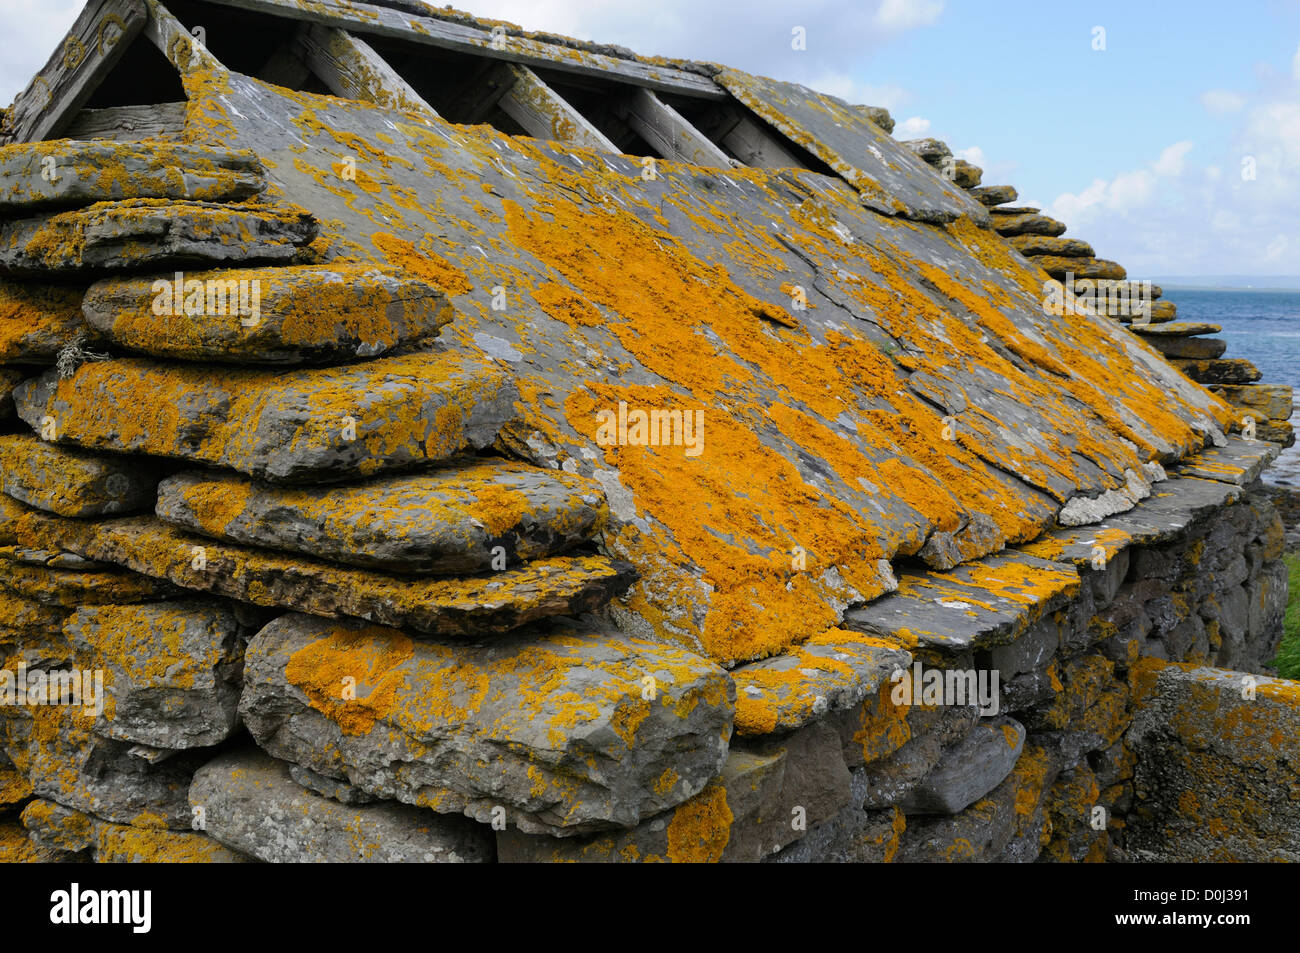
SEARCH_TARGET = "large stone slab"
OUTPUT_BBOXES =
[1171,358,1259,384]
[844,552,1080,654]
[154,459,609,573]
[239,613,733,835]
[718,69,990,225]
[1021,476,1245,567]
[0,141,265,211]
[190,749,493,863]
[990,211,1066,236]
[63,600,243,749]
[82,264,455,364]
[0,200,317,276]
[1126,660,1300,861]
[1173,436,1279,486]
[1209,384,1293,421]
[12,512,636,636]
[898,717,1025,814]
[0,280,91,364]
[0,559,173,607]
[1036,256,1126,281]
[0,433,161,517]
[92,823,251,863]
[1007,235,1094,258]
[15,350,517,482]
[0,705,207,829]
[730,627,910,735]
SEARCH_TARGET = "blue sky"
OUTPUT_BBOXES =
[4,0,1298,276]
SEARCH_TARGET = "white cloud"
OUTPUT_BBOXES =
[1200,89,1246,116]
[1153,141,1194,176]
[0,0,82,106]
[1293,40,1300,80]
[955,145,985,165]
[874,0,944,31]
[894,116,931,138]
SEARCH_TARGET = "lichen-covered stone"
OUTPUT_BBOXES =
[1170,357,1260,384]
[239,613,733,835]
[82,264,455,364]
[0,558,174,606]
[730,627,909,735]
[14,511,635,636]
[0,433,161,517]
[93,822,252,863]
[1036,256,1127,281]
[154,459,609,573]
[0,280,92,363]
[1007,234,1094,258]
[1209,384,1293,421]
[990,211,1067,237]
[15,350,518,482]
[968,184,1017,206]
[1144,335,1227,360]
[0,199,318,275]
[0,704,208,829]
[191,749,492,863]
[0,141,265,211]
[63,600,244,749]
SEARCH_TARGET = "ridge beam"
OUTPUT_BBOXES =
[294,24,439,118]
[496,64,618,154]
[616,88,733,168]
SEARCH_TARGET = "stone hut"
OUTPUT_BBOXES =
[0,0,1295,863]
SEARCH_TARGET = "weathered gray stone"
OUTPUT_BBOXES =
[0,141,264,211]
[1007,234,1094,258]
[191,749,493,863]
[1145,335,1227,360]
[1130,321,1221,337]
[1174,436,1279,487]
[715,76,990,224]
[859,703,980,809]
[15,350,518,483]
[62,600,243,749]
[13,511,637,637]
[1037,256,1127,281]
[1127,662,1300,861]
[239,613,733,835]
[92,822,252,863]
[990,211,1066,236]
[0,559,174,607]
[0,280,93,364]
[844,551,1080,654]
[1210,384,1293,421]
[288,763,376,805]
[0,200,318,276]
[899,717,1025,815]
[0,705,207,829]
[0,433,161,517]
[968,184,1017,207]
[1172,358,1260,384]
[154,459,609,573]
[82,264,455,364]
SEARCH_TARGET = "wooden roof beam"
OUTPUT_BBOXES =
[495,64,617,154]
[616,87,733,169]
[294,24,439,117]
[2,0,148,145]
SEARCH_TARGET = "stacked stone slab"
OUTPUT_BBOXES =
[904,137,1294,450]
[0,138,670,862]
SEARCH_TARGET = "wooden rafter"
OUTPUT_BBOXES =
[294,24,439,117]
[2,0,148,145]
[495,64,617,154]
[616,88,732,168]
[142,0,224,76]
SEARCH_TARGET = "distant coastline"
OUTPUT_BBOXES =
[1147,276,1300,293]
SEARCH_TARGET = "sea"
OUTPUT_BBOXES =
[1157,286,1300,486]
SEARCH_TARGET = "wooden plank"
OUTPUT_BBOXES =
[720,115,803,169]
[142,0,224,75]
[196,0,726,99]
[496,64,617,154]
[64,102,188,141]
[2,0,148,145]
[616,88,732,168]
[294,24,439,117]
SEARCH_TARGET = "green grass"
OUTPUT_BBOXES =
[1272,552,1300,679]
